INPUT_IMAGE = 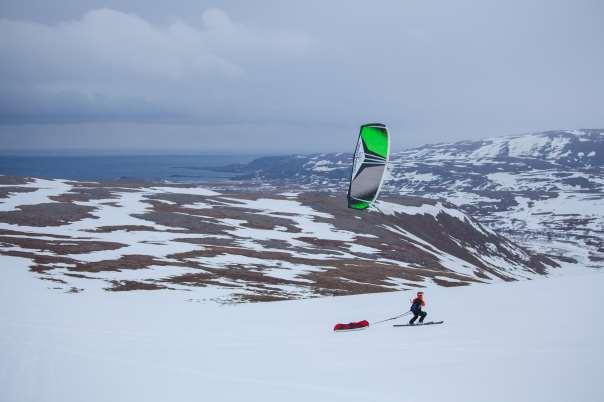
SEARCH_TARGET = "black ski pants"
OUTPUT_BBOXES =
[409,310,427,324]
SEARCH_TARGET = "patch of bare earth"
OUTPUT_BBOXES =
[0,203,97,226]
[85,225,161,233]
[0,176,33,185]
[105,280,170,291]
[0,235,124,254]
[49,187,122,203]
[0,186,38,199]
[71,255,183,273]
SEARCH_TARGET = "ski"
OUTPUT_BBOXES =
[393,321,444,327]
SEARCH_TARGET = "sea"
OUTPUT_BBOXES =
[0,154,259,182]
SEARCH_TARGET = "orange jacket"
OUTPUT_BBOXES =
[411,295,425,306]
[410,296,426,312]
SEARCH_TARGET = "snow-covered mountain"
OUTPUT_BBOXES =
[0,177,556,302]
[214,129,604,269]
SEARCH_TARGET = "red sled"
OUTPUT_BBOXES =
[333,320,369,331]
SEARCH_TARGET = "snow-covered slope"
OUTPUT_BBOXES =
[0,177,556,302]
[388,130,604,267]
[1,255,602,402]
[214,129,604,269]
[396,129,603,167]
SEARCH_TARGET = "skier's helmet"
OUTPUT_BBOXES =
[417,291,424,297]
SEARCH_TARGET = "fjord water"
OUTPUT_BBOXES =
[0,154,257,182]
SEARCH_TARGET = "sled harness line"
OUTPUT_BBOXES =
[372,311,411,325]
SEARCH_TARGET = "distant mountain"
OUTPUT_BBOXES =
[398,129,604,168]
[211,129,604,268]
[0,177,556,302]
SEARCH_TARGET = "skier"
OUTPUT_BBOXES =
[409,291,427,325]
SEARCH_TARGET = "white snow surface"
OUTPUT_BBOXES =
[466,133,572,160]
[1,256,602,402]
[384,130,604,268]
[378,200,491,236]
[0,178,72,211]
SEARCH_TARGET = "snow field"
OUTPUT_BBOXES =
[1,255,602,402]
[0,178,72,212]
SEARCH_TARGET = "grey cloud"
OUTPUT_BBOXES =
[0,1,603,152]
[0,8,313,124]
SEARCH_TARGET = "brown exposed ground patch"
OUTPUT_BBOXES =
[173,237,236,247]
[204,266,308,287]
[217,192,270,201]
[252,239,331,256]
[0,186,38,199]
[50,187,121,203]
[63,273,99,280]
[301,259,481,296]
[0,229,74,239]
[1,250,77,272]
[165,272,230,288]
[182,206,295,229]
[166,246,326,267]
[105,280,170,291]
[432,278,471,287]
[0,176,32,185]
[254,239,295,249]
[231,293,291,303]
[0,202,97,226]
[238,213,300,232]
[85,225,161,233]
[71,181,147,189]
[0,235,125,255]
[297,237,347,249]
[131,211,232,235]
[146,193,214,205]
[38,276,68,284]
[148,199,303,234]
[527,255,556,274]
[0,176,33,185]
[72,255,180,273]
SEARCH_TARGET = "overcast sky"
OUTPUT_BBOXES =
[1,0,603,153]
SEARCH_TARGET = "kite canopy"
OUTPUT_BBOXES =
[347,123,390,209]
